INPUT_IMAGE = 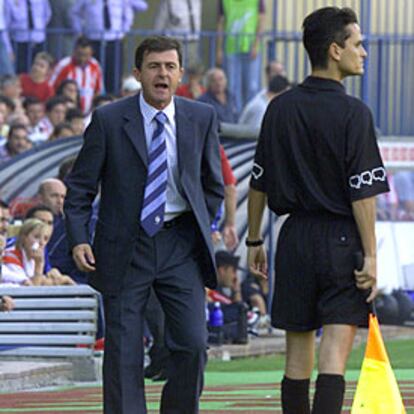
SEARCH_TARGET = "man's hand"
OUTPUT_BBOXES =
[73,243,96,272]
[1,295,14,312]
[223,224,239,250]
[247,245,268,279]
[354,256,377,302]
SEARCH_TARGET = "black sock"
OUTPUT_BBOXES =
[312,374,345,414]
[281,376,311,414]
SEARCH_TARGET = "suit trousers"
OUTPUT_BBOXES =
[102,214,207,414]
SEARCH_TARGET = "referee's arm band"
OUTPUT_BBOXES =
[245,239,264,247]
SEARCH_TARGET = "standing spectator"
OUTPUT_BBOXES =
[0,123,32,163]
[216,0,265,114]
[47,0,76,60]
[239,75,290,129]
[70,0,148,93]
[20,51,54,102]
[24,96,48,143]
[40,96,67,138]
[5,0,51,73]
[0,0,14,76]
[198,67,237,123]
[247,7,389,413]
[154,0,201,66]
[175,63,205,100]
[50,37,103,115]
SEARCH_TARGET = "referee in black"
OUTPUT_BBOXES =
[247,7,389,414]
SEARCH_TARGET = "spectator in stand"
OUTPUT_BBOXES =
[213,250,242,303]
[20,52,54,102]
[198,67,237,123]
[0,0,14,76]
[70,0,148,93]
[49,36,103,115]
[84,93,116,127]
[55,79,81,109]
[40,96,67,138]
[49,122,74,141]
[37,178,87,284]
[175,63,205,100]
[0,74,24,116]
[0,199,10,237]
[154,0,201,66]
[120,75,141,97]
[65,107,84,136]
[2,218,75,286]
[239,75,290,129]
[0,94,14,137]
[5,0,51,73]
[47,0,76,60]
[0,123,32,163]
[24,97,48,143]
[216,0,265,113]
[0,294,14,310]
[393,170,414,219]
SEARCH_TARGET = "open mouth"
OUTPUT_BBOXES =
[154,82,169,91]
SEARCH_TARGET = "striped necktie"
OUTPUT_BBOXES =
[140,111,168,237]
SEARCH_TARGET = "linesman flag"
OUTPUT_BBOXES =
[351,313,406,413]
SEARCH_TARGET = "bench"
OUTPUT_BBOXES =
[0,285,99,381]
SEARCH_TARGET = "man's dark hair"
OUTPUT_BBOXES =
[23,96,42,110]
[8,123,27,139]
[302,7,358,69]
[65,108,83,122]
[268,75,290,94]
[92,94,115,109]
[25,205,53,219]
[134,36,182,70]
[0,94,15,112]
[45,96,67,113]
[0,199,9,209]
[75,36,93,49]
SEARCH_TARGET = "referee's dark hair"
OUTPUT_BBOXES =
[134,36,183,70]
[302,7,358,70]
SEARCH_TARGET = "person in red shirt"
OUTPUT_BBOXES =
[20,52,55,103]
[175,64,205,100]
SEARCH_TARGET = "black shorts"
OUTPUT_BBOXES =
[271,213,370,331]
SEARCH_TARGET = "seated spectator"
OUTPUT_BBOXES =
[0,123,33,164]
[121,76,142,97]
[0,75,24,117]
[0,295,14,311]
[239,75,290,128]
[20,52,55,103]
[24,97,48,143]
[212,250,242,303]
[49,122,74,141]
[242,270,269,323]
[40,96,68,138]
[0,200,11,238]
[0,96,15,139]
[197,68,237,123]
[55,79,81,109]
[1,219,70,286]
[84,94,116,127]
[176,64,205,100]
[65,108,85,136]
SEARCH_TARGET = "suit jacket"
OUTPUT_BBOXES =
[64,94,224,293]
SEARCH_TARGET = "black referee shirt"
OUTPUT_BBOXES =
[250,76,389,217]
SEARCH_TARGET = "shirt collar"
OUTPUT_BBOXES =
[301,76,345,93]
[139,93,175,125]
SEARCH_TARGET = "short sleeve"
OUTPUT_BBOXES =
[345,102,389,201]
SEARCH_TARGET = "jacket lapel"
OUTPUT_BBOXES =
[123,96,148,167]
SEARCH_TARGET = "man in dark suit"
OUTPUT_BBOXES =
[64,36,224,414]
